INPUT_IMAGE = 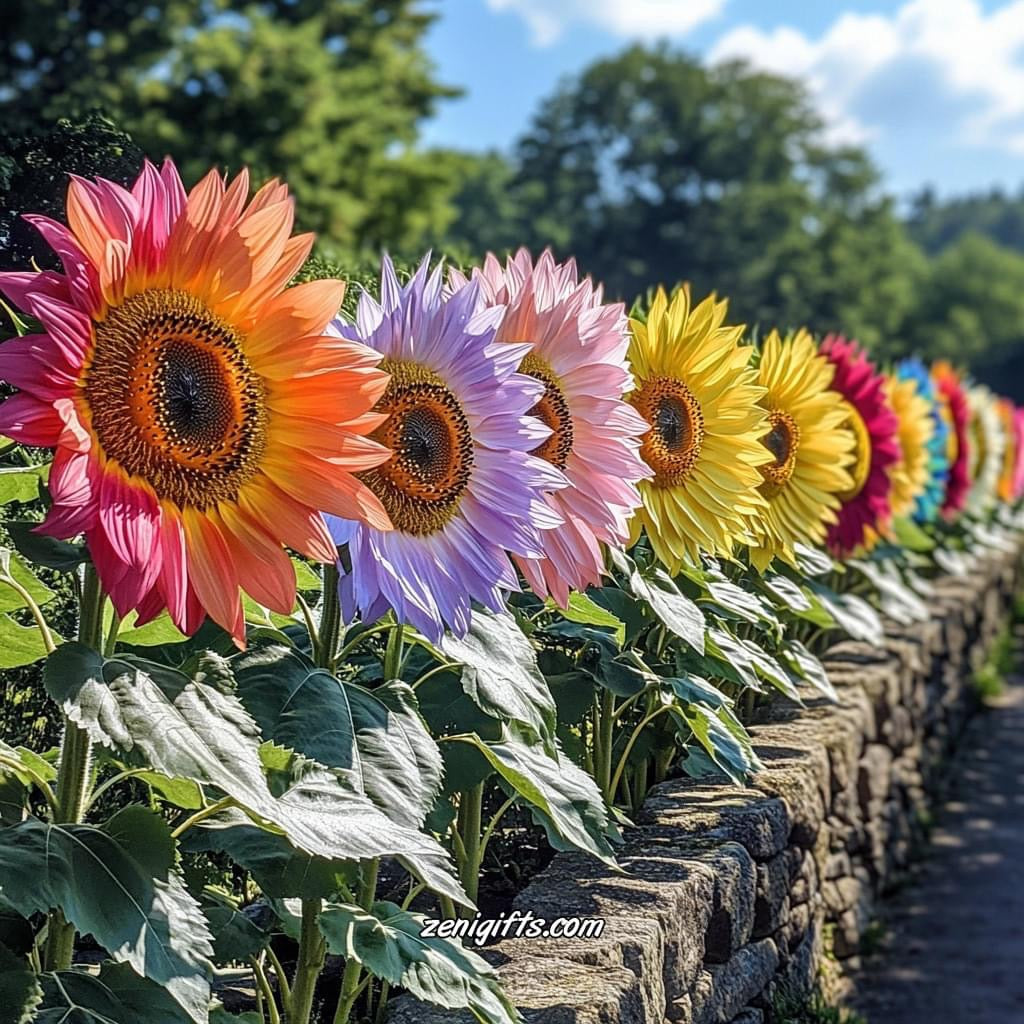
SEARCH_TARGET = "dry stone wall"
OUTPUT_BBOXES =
[390,546,1021,1024]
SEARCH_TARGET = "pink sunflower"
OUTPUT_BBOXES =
[931,361,971,517]
[820,335,900,557]
[449,249,650,606]
[0,160,391,644]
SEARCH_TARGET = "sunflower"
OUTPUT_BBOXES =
[748,328,855,571]
[884,370,935,521]
[325,255,568,643]
[895,358,949,524]
[965,384,1005,515]
[449,249,650,607]
[625,286,770,571]
[0,161,391,643]
[931,360,971,518]
[997,399,1017,503]
[819,335,900,558]
[1010,407,1024,503]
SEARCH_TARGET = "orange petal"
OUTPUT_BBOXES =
[182,505,244,639]
[268,423,391,470]
[237,475,337,562]
[246,279,347,359]
[218,501,296,614]
[262,450,392,530]
[266,366,389,423]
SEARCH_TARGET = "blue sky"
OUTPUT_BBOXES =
[422,0,1024,198]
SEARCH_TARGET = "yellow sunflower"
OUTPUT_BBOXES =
[884,372,935,520]
[748,329,855,571]
[626,286,771,571]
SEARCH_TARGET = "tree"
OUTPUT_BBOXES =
[451,45,922,348]
[900,233,1024,394]
[0,0,459,253]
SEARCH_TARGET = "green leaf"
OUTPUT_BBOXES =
[0,817,212,1022]
[438,608,557,749]
[317,900,518,1024]
[702,576,774,625]
[780,639,837,701]
[551,592,625,646]
[705,625,799,701]
[210,1007,263,1024]
[792,543,835,576]
[455,729,616,864]
[0,939,42,1024]
[848,558,929,624]
[804,581,884,644]
[3,522,86,572]
[0,464,48,506]
[114,609,189,648]
[184,815,357,900]
[34,963,195,1024]
[43,644,467,904]
[892,516,936,552]
[233,646,444,829]
[673,703,760,786]
[291,558,322,591]
[760,574,812,614]
[627,566,705,652]
[201,893,270,963]
[0,549,54,613]
[0,612,59,669]
[662,675,730,710]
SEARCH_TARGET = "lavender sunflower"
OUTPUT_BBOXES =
[325,255,567,642]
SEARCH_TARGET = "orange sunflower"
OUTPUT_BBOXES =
[0,160,392,643]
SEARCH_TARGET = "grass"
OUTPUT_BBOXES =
[972,624,1013,699]
[772,986,867,1024]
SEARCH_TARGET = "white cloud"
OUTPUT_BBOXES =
[486,0,726,47]
[708,0,1024,154]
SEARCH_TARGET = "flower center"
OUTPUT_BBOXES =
[83,288,267,509]
[519,353,573,469]
[630,376,704,486]
[837,400,871,501]
[759,410,801,497]
[358,359,474,535]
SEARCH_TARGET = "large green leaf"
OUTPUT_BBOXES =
[551,592,625,646]
[453,729,616,864]
[33,963,194,1024]
[43,644,467,904]
[232,646,443,830]
[0,939,41,1024]
[805,581,884,643]
[705,625,799,700]
[0,549,54,613]
[317,900,518,1024]
[672,702,761,786]
[201,894,270,964]
[0,613,59,669]
[0,815,211,1022]
[438,609,556,749]
[0,464,47,506]
[780,639,837,701]
[627,566,705,653]
[3,522,86,572]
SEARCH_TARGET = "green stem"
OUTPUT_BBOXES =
[597,688,616,803]
[609,704,674,800]
[477,795,516,870]
[456,782,484,914]
[288,563,342,1023]
[332,860,380,1024]
[103,608,122,657]
[251,954,282,1024]
[265,944,292,1008]
[170,796,235,839]
[295,592,320,666]
[44,564,104,971]
[337,623,393,661]
[318,563,342,673]
[289,899,325,1024]
[383,621,405,680]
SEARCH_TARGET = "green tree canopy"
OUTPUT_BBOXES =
[447,45,923,350]
[0,0,458,253]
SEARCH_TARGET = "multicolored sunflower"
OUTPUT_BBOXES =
[996,399,1017,504]
[884,369,935,521]
[965,384,1005,515]
[748,328,855,572]
[931,361,971,518]
[449,249,650,607]
[819,335,900,557]
[895,358,949,524]
[626,286,771,571]
[0,160,391,643]
[1010,407,1024,503]
[325,254,568,643]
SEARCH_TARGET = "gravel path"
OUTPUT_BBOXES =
[851,679,1024,1023]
